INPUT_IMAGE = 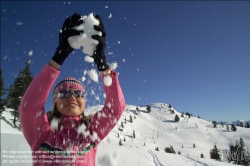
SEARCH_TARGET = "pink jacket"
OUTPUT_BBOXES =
[18,63,125,166]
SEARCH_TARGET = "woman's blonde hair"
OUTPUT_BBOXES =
[46,104,93,127]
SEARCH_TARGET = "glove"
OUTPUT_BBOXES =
[91,15,109,71]
[52,13,83,65]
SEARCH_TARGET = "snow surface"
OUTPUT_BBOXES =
[1,105,249,166]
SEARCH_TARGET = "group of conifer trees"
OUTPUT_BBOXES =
[0,59,33,129]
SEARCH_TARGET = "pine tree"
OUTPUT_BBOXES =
[0,69,7,114]
[231,124,237,131]
[212,121,217,128]
[119,139,123,146]
[193,143,195,148]
[146,105,151,113]
[200,153,204,158]
[130,115,133,123]
[6,60,33,128]
[210,144,221,160]
[174,114,180,122]
[245,122,250,128]
[133,130,135,138]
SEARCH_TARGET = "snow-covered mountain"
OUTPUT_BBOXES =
[1,103,249,166]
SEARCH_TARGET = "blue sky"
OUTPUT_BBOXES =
[1,1,250,121]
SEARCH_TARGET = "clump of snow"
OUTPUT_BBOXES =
[84,55,94,63]
[28,50,33,56]
[16,22,23,25]
[105,6,108,8]
[103,75,112,87]
[83,70,87,75]
[108,13,112,19]
[87,69,98,82]
[68,13,101,56]
[109,62,118,70]
[81,76,86,82]
[103,93,106,98]
[117,41,120,44]
[51,117,59,130]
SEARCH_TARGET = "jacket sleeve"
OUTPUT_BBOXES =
[18,63,60,150]
[87,70,126,144]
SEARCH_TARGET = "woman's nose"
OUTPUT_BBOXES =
[68,93,76,100]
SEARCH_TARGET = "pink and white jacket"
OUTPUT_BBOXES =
[18,63,126,166]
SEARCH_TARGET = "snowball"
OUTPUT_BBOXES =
[103,75,112,87]
[68,13,101,56]
[88,69,98,82]
[28,50,33,56]
[108,13,112,19]
[84,55,94,63]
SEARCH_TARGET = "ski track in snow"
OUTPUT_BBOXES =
[182,156,212,166]
[148,150,166,166]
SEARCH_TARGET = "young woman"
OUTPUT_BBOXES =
[18,13,125,166]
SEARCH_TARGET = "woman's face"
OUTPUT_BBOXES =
[55,89,86,116]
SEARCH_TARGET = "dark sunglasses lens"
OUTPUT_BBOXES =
[73,91,85,98]
[58,90,85,98]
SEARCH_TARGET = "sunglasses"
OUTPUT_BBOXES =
[55,90,86,98]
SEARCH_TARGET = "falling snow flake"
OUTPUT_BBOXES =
[28,50,33,56]
[84,56,94,63]
[16,22,23,25]
[87,69,98,83]
[108,13,112,19]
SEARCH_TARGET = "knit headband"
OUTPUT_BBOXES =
[52,77,84,104]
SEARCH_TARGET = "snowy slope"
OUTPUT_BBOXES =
[1,104,249,166]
